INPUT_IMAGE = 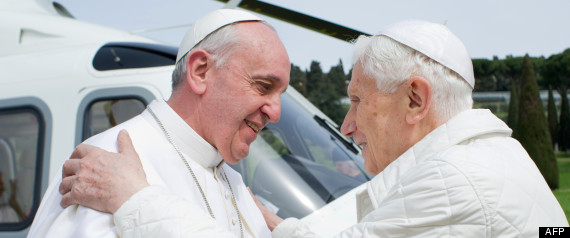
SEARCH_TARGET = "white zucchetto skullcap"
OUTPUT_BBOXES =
[176,9,262,63]
[377,19,475,88]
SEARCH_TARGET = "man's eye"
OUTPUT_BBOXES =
[255,82,271,92]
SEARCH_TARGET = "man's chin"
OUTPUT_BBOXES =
[363,159,380,176]
[224,158,243,165]
[223,149,249,165]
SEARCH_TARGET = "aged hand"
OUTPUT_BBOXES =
[59,130,149,213]
[248,187,283,231]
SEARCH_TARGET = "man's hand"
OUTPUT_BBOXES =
[59,130,149,214]
[248,188,283,231]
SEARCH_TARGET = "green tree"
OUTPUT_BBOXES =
[328,59,347,97]
[507,80,519,129]
[512,55,558,189]
[324,60,350,124]
[541,48,570,90]
[547,85,558,149]
[304,61,343,124]
[306,61,324,100]
[559,86,570,151]
[289,63,307,95]
[489,56,512,91]
[540,48,570,151]
[503,55,524,91]
[473,58,496,91]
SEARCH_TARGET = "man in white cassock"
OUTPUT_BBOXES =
[27,8,291,238]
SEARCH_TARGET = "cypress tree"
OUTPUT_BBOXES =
[559,86,570,151]
[512,55,558,189]
[507,80,519,129]
[306,61,324,100]
[547,85,558,149]
[325,61,349,124]
[328,59,347,97]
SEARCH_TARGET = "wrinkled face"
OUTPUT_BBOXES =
[340,62,409,175]
[201,22,290,164]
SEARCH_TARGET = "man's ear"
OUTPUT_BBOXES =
[405,76,432,124]
[185,49,211,95]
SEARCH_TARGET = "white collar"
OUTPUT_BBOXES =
[147,100,224,168]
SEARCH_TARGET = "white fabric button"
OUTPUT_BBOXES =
[232,218,237,225]
[225,191,230,199]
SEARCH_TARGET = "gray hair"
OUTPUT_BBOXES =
[352,35,473,121]
[171,21,274,90]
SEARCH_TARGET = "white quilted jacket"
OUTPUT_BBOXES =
[273,109,568,238]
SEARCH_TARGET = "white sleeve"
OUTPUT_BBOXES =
[272,218,319,238]
[273,160,487,238]
[331,160,486,238]
[114,185,235,238]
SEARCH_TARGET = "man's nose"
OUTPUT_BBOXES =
[340,111,356,137]
[262,94,282,123]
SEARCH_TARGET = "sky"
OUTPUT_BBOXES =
[55,0,570,73]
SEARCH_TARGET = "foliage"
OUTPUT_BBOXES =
[472,55,526,92]
[292,60,350,125]
[512,55,558,189]
[541,49,570,90]
[290,64,307,95]
[548,85,559,148]
[507,80,519,129]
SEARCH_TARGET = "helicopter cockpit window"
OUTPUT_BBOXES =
[93,42,177,71]
[83,98,145,140]
[0,108,43,230]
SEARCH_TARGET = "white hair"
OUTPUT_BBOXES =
[352,35,473,121]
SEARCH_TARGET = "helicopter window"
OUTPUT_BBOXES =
[93,43,177,71]
[83,98,145,140]
[0,107,43,230]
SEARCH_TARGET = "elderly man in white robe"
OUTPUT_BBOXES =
[56,19,568,237]
[27,8,290,238]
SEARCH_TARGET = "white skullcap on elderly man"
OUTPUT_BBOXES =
[176,8,262,63]
[377,19,475,88]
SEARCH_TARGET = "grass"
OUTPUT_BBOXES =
[553,152,570,223]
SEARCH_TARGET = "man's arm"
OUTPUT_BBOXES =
[113,184,236,237]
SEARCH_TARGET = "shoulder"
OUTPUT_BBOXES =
[82,114,149,152]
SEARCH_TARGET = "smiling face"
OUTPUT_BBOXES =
[200,22,290,164]
[340,62,412,175]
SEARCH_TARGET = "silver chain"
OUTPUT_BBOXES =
[147,106,244,238]
[222,167,244,238]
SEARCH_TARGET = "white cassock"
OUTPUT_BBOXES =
[27,100,271,238]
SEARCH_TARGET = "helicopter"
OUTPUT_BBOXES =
[0,0,371,237]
